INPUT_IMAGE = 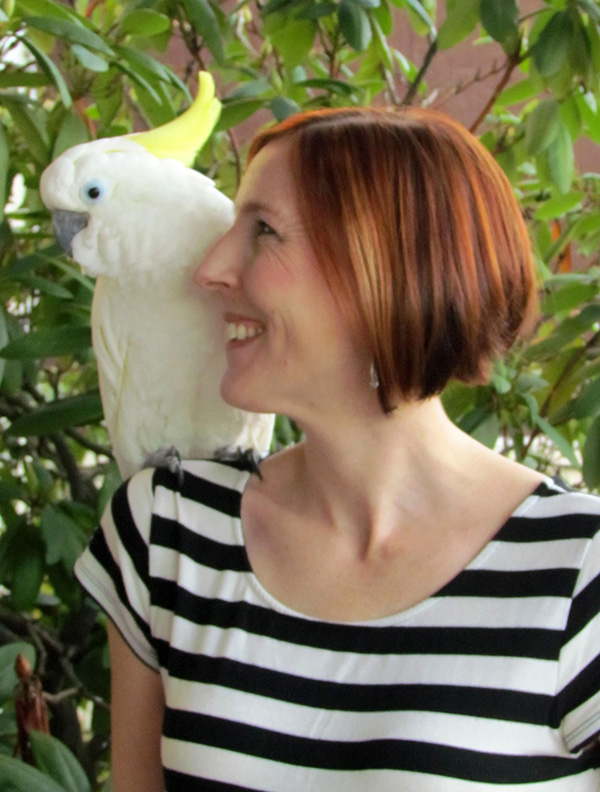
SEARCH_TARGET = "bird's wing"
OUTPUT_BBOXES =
[91,278,134,474]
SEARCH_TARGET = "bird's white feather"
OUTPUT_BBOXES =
[41,138,274,478]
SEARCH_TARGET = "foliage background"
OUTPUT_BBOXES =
[0,0,599,787]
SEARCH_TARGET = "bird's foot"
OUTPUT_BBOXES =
[143,445,184,487]
[214,446,264,479]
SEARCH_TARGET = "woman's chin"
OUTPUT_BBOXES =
[220,379,274,415]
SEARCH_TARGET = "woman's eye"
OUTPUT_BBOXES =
[255,220,276,237]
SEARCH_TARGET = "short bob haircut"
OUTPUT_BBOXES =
[248,107,538,413]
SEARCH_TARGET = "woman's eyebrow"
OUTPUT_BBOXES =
[234,199,282,219]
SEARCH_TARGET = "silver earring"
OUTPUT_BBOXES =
[369,361,380,389]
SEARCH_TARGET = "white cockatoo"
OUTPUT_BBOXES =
[40,73,274,479]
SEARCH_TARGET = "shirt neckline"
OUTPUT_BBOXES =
[231,468,560,627]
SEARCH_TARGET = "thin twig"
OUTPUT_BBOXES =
[49,432,93,504]
[469,47,522,134]
[64,427,112,458]
[401,38,438,106]
[227,128,243,189]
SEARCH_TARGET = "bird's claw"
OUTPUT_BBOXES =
[143,445,184,487]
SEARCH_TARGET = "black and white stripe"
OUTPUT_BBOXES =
[75,461,600,790]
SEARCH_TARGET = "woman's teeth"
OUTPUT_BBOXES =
[227,323,264,341]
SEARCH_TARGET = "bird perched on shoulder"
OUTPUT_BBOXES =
[40,72,274,480]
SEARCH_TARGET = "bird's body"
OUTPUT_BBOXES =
[40,105,274,478]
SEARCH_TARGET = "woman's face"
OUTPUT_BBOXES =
[195,140,372,421]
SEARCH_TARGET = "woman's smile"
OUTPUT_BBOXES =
[225,313,266,346]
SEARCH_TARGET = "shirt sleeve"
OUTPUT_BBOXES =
[556,522,600,752]
[74,467,159,671]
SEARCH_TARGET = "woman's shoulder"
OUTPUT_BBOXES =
[530,477,600,516]
[122,457,254,514]
[513,476,600,545]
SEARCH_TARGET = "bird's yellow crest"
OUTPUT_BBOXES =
[128,72,221,167]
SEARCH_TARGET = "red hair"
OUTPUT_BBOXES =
[249,107,538,412]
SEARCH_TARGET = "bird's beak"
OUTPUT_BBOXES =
[52,209,89,255]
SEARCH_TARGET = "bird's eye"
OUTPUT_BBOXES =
[81,179,108,205]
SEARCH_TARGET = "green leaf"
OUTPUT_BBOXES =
[0,642,36,701]
[92,69,123,127]
[441,381,478,423]
[533,190,584,220]
[40,505,90,569]
[262,0,301,12]
[535,416,579,467]
[577,0,600,24]
[0,121,7,222]
[559,95,582,141]
[583,415,600,488]
[71,43,108,72]
[30,731,91,792]
[24,16,115,56]
[576,91,600,144]
[215,99,264,132]
[295,2,337,19]
[271,96,301,121]
[183,0,225,64]
[15,0,82,22]
[524,305,600,361]
[437,0,479,50]
[568,13,592,77]
[10,274,73,300]
[370,13,393,69]
[574,377,600,420]
[0,308,7,385]
[546,121,574,194]
[471,412,501,449]
[113,60,161,104]
[480,0,519,52]
[540,281,597,314]
[10,524,45,610]
[459,405,494,436]
[0,325,91,359]
[0,73,50,89]
[19,34,72,108]
[0,478,24,501]
[533,11,572,77]
[404,0,436,34]
[298,78,356,96]
[119,9,171,37]
[495,77,539,107]
[265,10,317,67]
[0,94,50,164]
[7,392,103,436]
[525,98,560,155]
[576,212,600,236]
[53,110,91,159]
[373,0,393,34]
[339,0,372,51]
[0,754,68,792]
[114,45,178,87]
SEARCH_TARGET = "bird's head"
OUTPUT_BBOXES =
[40,137,157,276]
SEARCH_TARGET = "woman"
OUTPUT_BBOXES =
[75,107,600,791]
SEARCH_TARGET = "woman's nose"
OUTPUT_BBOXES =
[194,229,239,291]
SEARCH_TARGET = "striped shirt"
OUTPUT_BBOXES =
[75,459,600,791]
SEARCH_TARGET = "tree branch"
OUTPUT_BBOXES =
[49,432,95,504]
[64,427,112,458]
[401,38,438,106]
[468,47,522,134]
